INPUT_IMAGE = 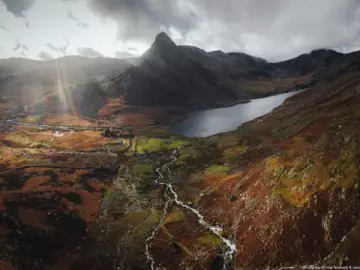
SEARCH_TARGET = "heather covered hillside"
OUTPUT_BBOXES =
[1,54,360,269]
[2,1,360,268]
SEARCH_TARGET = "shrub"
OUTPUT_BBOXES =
[63,192,82,204]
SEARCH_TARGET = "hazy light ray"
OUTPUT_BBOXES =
[56,58,77,117]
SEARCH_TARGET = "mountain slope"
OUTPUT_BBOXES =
[2,32,360,122]
[102,32,238,109]
[100,33,358,115]
[0,56,132,117]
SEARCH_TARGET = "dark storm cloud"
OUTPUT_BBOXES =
[46,41,70,55]
[77,47,103,58]
[88,0,197,42]
[67,10,89,29]
[38,51,54,60]
[88,0,360,61]
[0,0,34,17]
[184,0,360,60]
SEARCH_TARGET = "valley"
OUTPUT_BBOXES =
[1,32,360,269]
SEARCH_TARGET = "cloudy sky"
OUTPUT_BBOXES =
[1,0,360,61]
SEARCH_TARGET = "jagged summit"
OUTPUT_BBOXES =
[144,31,178,54]
[154,31,177,45]
[141,31,185,64]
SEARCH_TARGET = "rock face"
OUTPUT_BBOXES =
[99,33,360,112]
[103,32,238,109]
[71,81,106,118]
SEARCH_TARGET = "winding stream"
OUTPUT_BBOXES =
[145,149,236,269]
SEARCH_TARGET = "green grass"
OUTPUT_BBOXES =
[5,134,34,146]
[205,164,231,175]
[162,210,185,225]
[131,164,155,194]
[177,147,203,166]
[132,164,153,178]
[222,145,248,160]
[24,115,42,123]
[198,233,222,246]
[136,136,188,154]
[103,188,125,216]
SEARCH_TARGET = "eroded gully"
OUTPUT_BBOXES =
[145,149,236,270]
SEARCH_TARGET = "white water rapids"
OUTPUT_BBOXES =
[145,149,236,269]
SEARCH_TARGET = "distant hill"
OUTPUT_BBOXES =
[1,32,360,120]
[0,56,132,116]
[98,33,360,114]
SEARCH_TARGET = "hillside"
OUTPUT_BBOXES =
[0,56,132,118]
[1,51,360,269]
[3,32,360,126]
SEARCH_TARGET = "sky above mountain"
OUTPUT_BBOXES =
[1,0,360,61]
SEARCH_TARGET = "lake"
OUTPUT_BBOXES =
[170,90,306,137]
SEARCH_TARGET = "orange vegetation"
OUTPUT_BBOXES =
[51,130,109,150]
[0,259,16,270]
[44,114,93,126]
[22,175,51,191]
[98,97,125,118]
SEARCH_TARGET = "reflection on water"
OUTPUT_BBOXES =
[170,90,305,137]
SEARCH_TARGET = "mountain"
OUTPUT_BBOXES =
[3,34,360,270]
[2,32,360,121]
[1,55,360,269]
[0,56,132,117]
[101,32,238,109]
[273,49,345,75]
[96,33,360,119]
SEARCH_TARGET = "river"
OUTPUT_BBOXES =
[145,149,236,269]
[170,90,306,137]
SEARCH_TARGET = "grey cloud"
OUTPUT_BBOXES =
[0,22,6,31]
[0,0,34,17]
[89,0,197,42]
[77,22,89,29]
[46,41,70,55]
[88,0,360,61]
[66,10,77,21]
[13,41,28,51]
[115,51,135,59]
[38,51,54,60]
[13,44,21,51]
[67,10,89,29]
[77,47,103,58]
[184,0,360,61]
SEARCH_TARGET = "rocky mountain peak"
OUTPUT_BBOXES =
[141,31,185,65]
[154,31,176,45]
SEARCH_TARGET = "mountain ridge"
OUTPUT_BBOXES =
[1,32,360,122]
